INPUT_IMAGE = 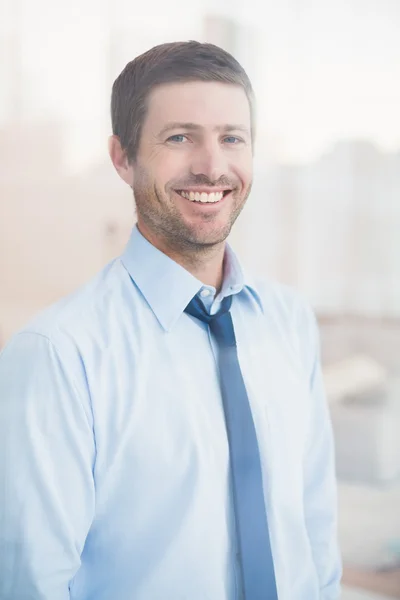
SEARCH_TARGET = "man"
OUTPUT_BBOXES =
[0,41,342,599]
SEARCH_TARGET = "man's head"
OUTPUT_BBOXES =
[109,41,255,254]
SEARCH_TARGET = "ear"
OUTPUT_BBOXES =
[108,135,134,186]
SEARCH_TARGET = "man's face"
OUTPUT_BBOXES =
[132,81,253,250]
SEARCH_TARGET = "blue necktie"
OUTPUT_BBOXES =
[185,294,278,600]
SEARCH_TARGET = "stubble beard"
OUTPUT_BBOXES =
[133,174,251,257]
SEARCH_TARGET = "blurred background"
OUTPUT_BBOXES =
[0,0,399,597]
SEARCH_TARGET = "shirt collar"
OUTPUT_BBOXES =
[121,225,259,331]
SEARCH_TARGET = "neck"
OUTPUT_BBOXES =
[137,223,226,292]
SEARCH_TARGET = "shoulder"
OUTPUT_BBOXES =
[250,277,317,332]
[2,257,132,362]
[0,258,135,409]
[248,276,320,371]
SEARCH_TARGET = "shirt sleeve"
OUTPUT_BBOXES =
[299,302,343,600]
[0,331,96,600]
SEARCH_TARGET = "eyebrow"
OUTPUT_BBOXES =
[157,122,251,137]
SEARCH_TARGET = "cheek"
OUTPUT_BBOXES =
[154,155,189,190]
[234,157,253,189]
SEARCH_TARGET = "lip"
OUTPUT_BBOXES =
[173,189,232,207]
[174,188,232,194]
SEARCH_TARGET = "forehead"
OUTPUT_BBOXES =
[144,81,251,132]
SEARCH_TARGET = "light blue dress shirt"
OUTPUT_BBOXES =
[0,226,342,600]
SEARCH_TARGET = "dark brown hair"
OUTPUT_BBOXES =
[111,40,255,163]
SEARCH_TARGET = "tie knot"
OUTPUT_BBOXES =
[184,294,232,324]
[184,294,235,347]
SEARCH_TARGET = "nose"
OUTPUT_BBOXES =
[190,141,228,183]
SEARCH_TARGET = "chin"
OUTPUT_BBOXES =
[185,227,231,248]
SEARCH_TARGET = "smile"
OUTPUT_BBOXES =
[175,189,232,204]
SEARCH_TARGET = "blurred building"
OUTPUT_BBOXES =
[239,140,400,318]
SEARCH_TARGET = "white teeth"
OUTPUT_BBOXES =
[179,190,226,203]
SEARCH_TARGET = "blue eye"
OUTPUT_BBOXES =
[224,136,242,144]
[167,134,187,143]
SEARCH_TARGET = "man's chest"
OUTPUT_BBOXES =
[85,314,311,503]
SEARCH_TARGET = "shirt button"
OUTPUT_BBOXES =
[200,289,211,298]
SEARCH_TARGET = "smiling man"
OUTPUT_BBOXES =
[0,42,342,600]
